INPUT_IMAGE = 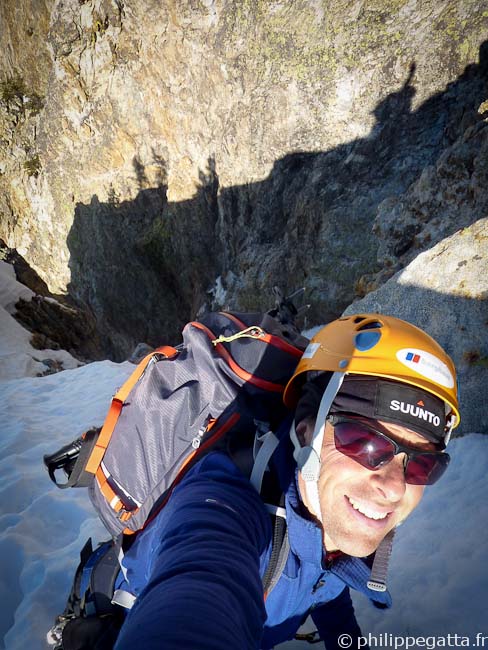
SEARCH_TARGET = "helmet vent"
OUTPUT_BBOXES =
[355,330,382,351]
[357,321,382,331]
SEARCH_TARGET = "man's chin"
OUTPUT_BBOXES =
[325,532,390,558]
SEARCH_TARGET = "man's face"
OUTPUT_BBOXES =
[298,417,434,557]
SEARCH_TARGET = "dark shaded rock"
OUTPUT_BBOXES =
[35,356,65,376]
[1,239,104,361]
[14,293,104,362]
[0,238,50,296]
[357,115,488,297]
[128,343,154,364]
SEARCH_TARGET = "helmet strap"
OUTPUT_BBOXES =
[297,372,345,481]
[303,468,323,523]
[292,371,345,522]
[290,421,324,522]
[289,420,303,464]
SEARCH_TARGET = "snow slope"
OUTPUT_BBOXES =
[0,263,133,648]
[0,360,132,649]
[1,263,487,649]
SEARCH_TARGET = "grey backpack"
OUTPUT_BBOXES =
[45,310,308,536]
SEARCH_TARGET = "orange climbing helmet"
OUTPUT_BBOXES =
[283,313,460,431]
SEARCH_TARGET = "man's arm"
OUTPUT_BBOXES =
[311,587,366,650]
[115,452,272,650]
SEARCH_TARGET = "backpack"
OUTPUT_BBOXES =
[45,304,308,649]
[45,308,308,536]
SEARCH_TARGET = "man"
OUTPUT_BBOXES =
[115,313,460,650]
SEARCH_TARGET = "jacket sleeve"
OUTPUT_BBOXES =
[311,586,367,650]
[115,452,272,650]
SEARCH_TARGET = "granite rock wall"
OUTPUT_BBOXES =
[0,1,486,360]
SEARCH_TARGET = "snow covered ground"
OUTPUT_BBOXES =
[1,263,488,649]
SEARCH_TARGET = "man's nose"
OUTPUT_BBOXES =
[371,453,407,502]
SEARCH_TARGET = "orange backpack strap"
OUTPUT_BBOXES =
[85,346,178,475]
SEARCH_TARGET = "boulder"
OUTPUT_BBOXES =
[343,218,488,435]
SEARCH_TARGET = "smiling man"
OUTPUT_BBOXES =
[115,314,460,650]
[297,412,427,558]
[292,372,452,561]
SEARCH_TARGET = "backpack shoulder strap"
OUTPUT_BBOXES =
[249,428,280,493]
[44,346,179,491]
[85,345,178,476]
[259,454,290,599]
[262,495,289,598]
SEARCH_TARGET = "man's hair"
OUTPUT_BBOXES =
[294,372,331,425]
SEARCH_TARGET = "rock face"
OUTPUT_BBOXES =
[0,259,83,379]
[357,116,488,295]
[1,239,104,360]
[0,0,487,358]
[344,218,488,436]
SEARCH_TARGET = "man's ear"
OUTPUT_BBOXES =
[295,417,316,447]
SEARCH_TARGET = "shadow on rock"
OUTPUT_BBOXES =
[65,42,488,361]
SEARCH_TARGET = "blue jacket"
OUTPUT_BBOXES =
[115,446,391,650]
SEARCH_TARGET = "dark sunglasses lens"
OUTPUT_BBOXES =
[405,453,450,485]
[333,421,395,470]
[334,419,450,486]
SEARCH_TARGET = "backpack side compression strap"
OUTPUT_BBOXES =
[85,346,178,475]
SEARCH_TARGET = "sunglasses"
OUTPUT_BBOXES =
[328,415,450,485]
